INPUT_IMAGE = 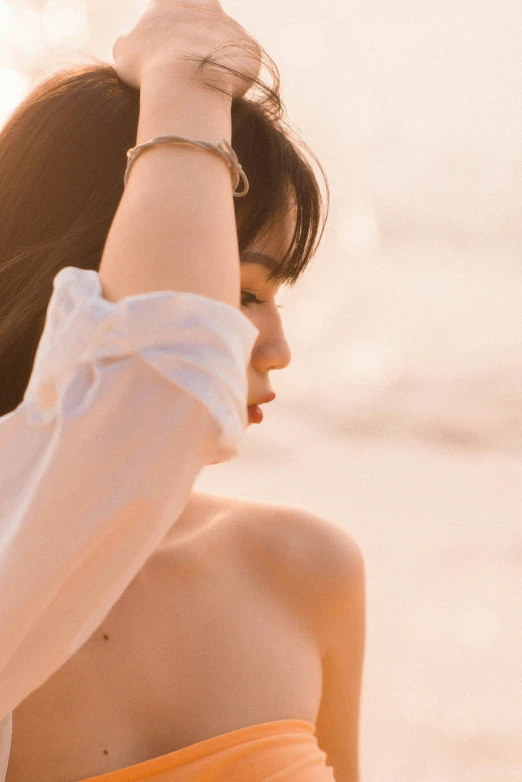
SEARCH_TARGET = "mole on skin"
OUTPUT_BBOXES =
[102,635,110,756]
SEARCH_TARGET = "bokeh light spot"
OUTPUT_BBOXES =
[0,68,30,132]
[0,0,15,41]
[41,0,88,43]
[11,6,44,58]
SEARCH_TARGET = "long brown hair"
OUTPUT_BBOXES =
[0,52,329,418]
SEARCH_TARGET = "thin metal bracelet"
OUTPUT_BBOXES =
[124,135,249,197]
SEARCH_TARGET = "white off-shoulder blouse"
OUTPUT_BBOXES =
[0,266,259,780]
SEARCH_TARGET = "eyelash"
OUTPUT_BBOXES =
[240,291,284,309]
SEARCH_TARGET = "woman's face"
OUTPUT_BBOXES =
[240,212,294,425]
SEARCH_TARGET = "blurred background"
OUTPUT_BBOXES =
[1,0,521,779]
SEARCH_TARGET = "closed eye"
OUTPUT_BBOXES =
[240,291,264,306]
[240,291,284,309]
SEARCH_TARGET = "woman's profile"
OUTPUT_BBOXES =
[0,2,365,781]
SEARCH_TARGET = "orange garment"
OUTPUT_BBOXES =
[78,719,336,782]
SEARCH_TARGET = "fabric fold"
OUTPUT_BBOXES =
[23,266,260,460]
[76,719,336,782]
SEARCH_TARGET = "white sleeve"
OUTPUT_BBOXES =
[0,266,259,770]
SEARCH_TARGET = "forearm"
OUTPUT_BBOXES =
[98,69,241,309]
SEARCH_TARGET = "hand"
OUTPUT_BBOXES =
[113,0,263,98]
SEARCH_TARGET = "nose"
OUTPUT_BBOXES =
[251,318,291,373]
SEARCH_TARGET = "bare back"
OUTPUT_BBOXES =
[7,491,323,782]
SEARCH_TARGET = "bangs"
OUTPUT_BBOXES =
[231,70,329,287]
[0,53,329,416]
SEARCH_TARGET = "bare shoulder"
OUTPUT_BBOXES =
[229,496,363,580]
[204,492,366,782]
[217,494,365,657]
[194,490,364,586]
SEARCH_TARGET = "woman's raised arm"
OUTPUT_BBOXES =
[99,0,263,308]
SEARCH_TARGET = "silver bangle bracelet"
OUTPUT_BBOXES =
[124,135,249,197]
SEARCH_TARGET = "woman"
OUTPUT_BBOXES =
[0,2,365,781]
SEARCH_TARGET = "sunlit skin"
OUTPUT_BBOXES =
[6,205,363,782]
[240,211,295,420]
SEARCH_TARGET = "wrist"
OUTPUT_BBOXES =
[140,59,234,103]
[137,66,232,147]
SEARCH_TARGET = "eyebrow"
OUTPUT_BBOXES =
[240,252,280,271]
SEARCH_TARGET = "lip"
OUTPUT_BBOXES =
[249,392,276,407]
[247,392,275,425]
[247,404,263,424]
